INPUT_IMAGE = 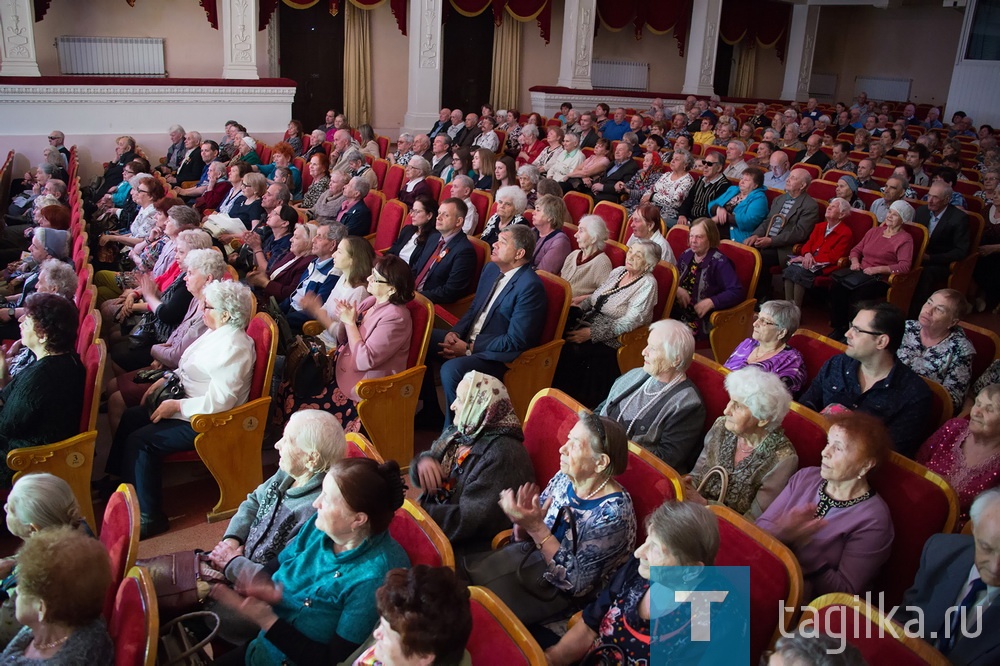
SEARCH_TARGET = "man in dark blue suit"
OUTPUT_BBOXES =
[422,224,547,426]
[413,198,477,304]
[911,181,970,317]
[336,176,372,237]
[279,221,344,331]
[900,488,1000,665]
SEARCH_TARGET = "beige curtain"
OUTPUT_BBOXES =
[490,14,521,112]
[343,2,372,127]
[732,38,757,99]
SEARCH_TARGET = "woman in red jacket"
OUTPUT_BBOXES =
[782,197,854,307]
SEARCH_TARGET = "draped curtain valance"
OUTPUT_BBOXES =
[595,0,692,56]
[718,0,791,62]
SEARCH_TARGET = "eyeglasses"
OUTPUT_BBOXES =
[47,136,59,141]
[204,304,215,311]
[848,323,882,337]
[704,160,723,167]
[753,315,777,327]
[369,273,389,284]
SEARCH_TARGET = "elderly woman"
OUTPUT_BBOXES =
[782,197,855,308]
[480,185,529,247]
[684,366,797,518]
[0,294,84,488]
[211,458,409,665]
[758,412,894,598]
[229,171,267,229]
[724,300,807,396]
[215,162,252,217]
[620,151,666,214]
[341,566,472,666]
[246,223,317,309]
[191,160,233,215]
[304,129,327,161]
[836,174,865,210]
[257,141,302,194]
[99,174,165,249]
[0,227,71,339]
[532,126,565,176]
[560,215,613,300]
[553,240,660,408]
[496,412,636,622]
[531,194,573,274]
[919,384,1000,528]
[281,254,412,432]
[231,135,262,167]
[627,202,675,265]
[598,320,705,472]
[707,166,769,243]
[308,168,349,224]
[692,116,717,146]
[411,371,534,554]
[561,139,611,194]
[672,218,743,339]
[516,164,541,210]
[471,149,495,192]
[643,149,694,222]
[387,195,437,266]
[283,119,305,155]
[297,153,330,210]
[547,133,585,185]
[515,124,545,168]
[105,247,226,435]
[396,155,434,206]
[545,501,721,666]
[0,527,112,664]
[829,200,915,338]
[897,289,976,412]
[108,281,256,537]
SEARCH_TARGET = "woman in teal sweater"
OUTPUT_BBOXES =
[707,167,769,243]
[211,458,410,666]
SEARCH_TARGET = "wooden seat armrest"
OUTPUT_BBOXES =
[492,529,514,550]
[709,299,757,362]
[301,320,325,337]
[355,365,427,468]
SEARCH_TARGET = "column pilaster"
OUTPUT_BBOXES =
[681,0,723,96]
[0,0,41,77]
[221,0,259,80]
[403,0,444,134]
[780,5,821,101]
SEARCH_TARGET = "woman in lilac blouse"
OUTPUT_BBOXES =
[757,412,894,599]
[531,194,573,275]
[723,299,807,396]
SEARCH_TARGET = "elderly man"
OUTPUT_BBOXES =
[601,108,630,142]
[793,134,830,170]
[428,134,452,178]
[576,112,599,149]
[564,108,581,134]
[446,109,466,143]
[869,139,892,166]
[901,488,1000,664]
[336,176,372,237]
[330,129,359,171]
[428,107,451,138]
[921,107,943,130]
[665,113,691,141]
[746,168,818,298]
[850,92,871,121]
[45,130,70,167]
[764,151,791,190]
[450,175,479,234]
[412,197,477,305]
[175,141,221,199]
[798,117,816,143]
[590,142,639,203]
[457,113,482,150]
[911,182,971,316]
[802,98,822,122]
[869,175,908,223]
[166,130,205,185]
[472,116,499,153]
[161,125,186,174]
[855,158,878,191]
[723,141,749,179]
[345,149,377,191]
[413,133,432,162]
[389,132,416,167]
[823,141,856,175]
[421,223,546,428]
[800,302,932,457]
[900,103,919,126]
[674,155,730,227]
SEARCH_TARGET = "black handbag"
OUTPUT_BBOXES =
[463,507,581,625]
[830,267,880,290]
[128,312,158,348]
[144,371,187,413]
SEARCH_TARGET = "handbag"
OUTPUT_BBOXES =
[830,267,879,291]
[128,312,159,348]
[284,335,335,398]
[144,371,187,413]
[136,550,211,620]
[157,610,219,666]
[696,465,730,506]
[464,506,580,625]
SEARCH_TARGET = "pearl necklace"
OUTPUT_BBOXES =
[580,475,611,500]
[32,634,69,651]
[619,374,684,438]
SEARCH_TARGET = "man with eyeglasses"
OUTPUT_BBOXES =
[673,155,730,228]
[799,301,932,458]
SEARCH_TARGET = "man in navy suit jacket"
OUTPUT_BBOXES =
[279,221,344,331]
[336,176,372,237]
[424,224,547,426]
[900,488,1000,665]
[911,182,970,316]
[413,198,477,304]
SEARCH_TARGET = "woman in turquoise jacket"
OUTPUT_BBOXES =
[707,167,769,243]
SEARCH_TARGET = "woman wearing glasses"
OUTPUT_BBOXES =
[641,149,694,222]
[723,300,807,396]
[228,172,267,230]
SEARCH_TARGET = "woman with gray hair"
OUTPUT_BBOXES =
[683,365,797,518]
[598,320,706,471]
[531,194,573,274]
[108,280,256,538]
[480,184,529,247]
[723,300,807,395]
[642,149,694,221]
[516,163,541,209]
[399,155,433,207]
[553,239,660,408]
[560,214,612,299]
[767,632,868,665]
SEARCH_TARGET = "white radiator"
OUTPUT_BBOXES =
[56,36,166,76]
[591,59,649,92]
[854,76,912,103]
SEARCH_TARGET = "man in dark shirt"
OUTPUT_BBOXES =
[799,302,933,458]
[673,156,729,227]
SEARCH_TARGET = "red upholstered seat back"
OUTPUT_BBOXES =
[364,192,384,230]
[246,316,273,401]
[604,240,627,268]
[959,322,999,382]
[469,191,492,235]
[468,596,535,665]
[593,201,626,243]
[782,406,829,469]
[563,192,594,224]
[109,575,152,666]
[651,261,677,318]
[81,341,103,431]
[425,176,444,202]
[538,272,568,345]
[382,164,405,200]
[686,356,730,435]
[77,311,98,360]
[388,506,447,568]
[869,456,955,607]
[376,137,389,159]
[809,604,931,665]
[902,222,928,268]
[405,297,430,369]
[665,225,689,263]
[371,158,388,189]
[522,394,576,487]
[561,223,579,251]
[788,331,845,387]
[711,509,794,664]
[374,199,407,253]
[807,179,838,201]
[765,187,784,207]
[717,240,757,300]
[619,448,679,543]
[845,209,877,244]
[100,492,133,620]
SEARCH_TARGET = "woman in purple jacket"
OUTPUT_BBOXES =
[672,217,743,338]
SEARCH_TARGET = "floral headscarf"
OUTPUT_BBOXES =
[453,371,522,441]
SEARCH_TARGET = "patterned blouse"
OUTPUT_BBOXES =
[300,175,329,210]
[723,338,808,396]
[649,172,694,220]
[897,321,975,411]
[689,417,799,518]
[579,267,658,348]
[622,167,666,214]
[918,419,1000,528]
[538,472,636,598]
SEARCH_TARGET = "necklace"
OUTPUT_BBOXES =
[581,475,611,500]
[736,437,756,454]
[32,634,69,651]
[619,375,683,438]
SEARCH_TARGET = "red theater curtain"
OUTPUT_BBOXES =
[596,0,637,32]
[33,0,50,21]
[443,0,551,44]
[596,0,691,55]
[720,0,790,61]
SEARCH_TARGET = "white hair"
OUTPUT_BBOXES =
[648,320,695,372]
[724,366,792,430]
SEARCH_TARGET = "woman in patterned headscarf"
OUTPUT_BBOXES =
[409,371,534,555]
